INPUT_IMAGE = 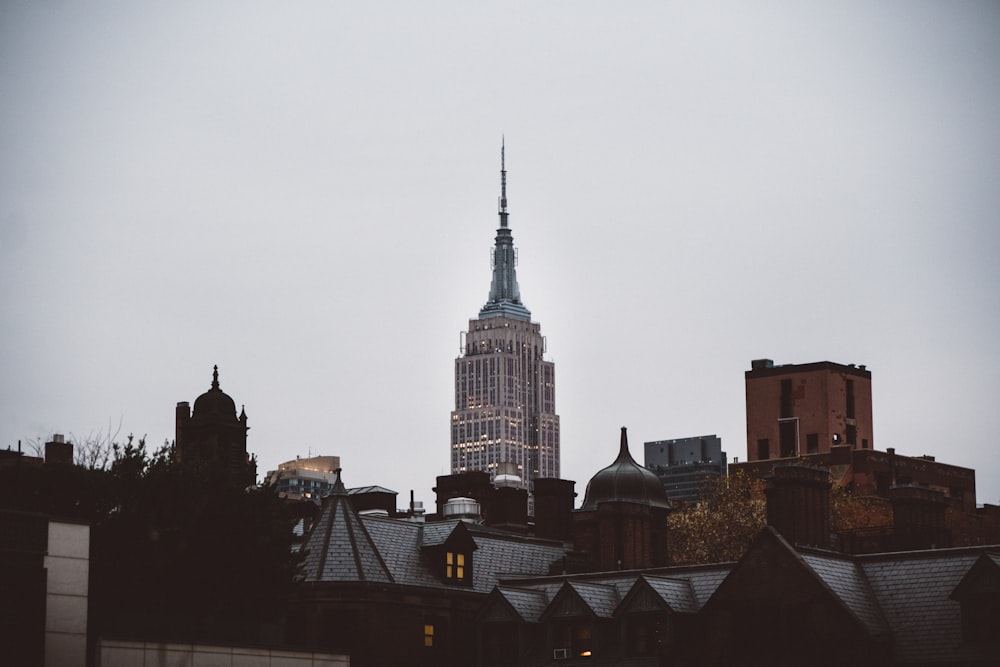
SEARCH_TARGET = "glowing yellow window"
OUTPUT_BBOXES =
[424,624,434,647]
[446,551,466,580]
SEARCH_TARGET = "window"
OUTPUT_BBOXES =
[552,619,593,659]
[780,379,794,418]
[779,419,797,458]
[757,439,770,460]
[446,551,465,581]
[424,623,434,647]
[846,424,857,446]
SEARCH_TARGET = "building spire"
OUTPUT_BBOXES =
[480,139,531,322]
[211,365,220,390]
[499,136,508,227]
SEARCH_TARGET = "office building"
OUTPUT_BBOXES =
[265,455,341,501]
[450,145,560,487]
[644,434,727,504]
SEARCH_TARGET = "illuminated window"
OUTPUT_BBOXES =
[446,551,465,580]
[424,623,434,647]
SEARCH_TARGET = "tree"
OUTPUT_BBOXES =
[829,484,892,532]
[668,471,766,565]
[0,434,301,644]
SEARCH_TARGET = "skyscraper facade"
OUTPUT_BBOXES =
[450,145,560,487]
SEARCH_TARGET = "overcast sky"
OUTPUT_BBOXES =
[2,2,998,508]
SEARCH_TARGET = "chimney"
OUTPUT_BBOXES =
[889,485,949,550]
[765,465,831,548]
[486,486,529,532]
[433,471,492,517]
[175,401,190,462]
[44,434,73,466]
[533,478,576,540]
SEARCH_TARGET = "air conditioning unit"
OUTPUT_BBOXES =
[553,648,570,660]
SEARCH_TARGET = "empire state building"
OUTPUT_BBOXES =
[450,145,560,486]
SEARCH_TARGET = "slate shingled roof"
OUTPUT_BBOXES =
[641,575,699,614]
[303,493,571,594]
[860,549,987,664]
[792,535,1000,664]
[496,563,732,621]
[566,580,621,618]
[496,586,551,622]
[800,552,889,635]
[301,484,394,584]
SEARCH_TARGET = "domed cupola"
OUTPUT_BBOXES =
[192,365,238,423]
[581,427,670,510]
[175,366,252,484]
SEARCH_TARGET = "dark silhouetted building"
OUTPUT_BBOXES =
[573,428,671,571]
[175,366,254,484]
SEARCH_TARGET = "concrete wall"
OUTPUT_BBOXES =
[99,639,349,667]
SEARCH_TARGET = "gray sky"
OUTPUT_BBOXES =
[2,2,999,507]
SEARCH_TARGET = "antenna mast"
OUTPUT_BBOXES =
[499,137,509,227]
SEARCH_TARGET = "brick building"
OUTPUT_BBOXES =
[745,359,874,460]
[738,359,979,518]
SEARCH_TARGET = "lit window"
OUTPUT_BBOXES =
[446,551,466,580]
[424,623,434,647]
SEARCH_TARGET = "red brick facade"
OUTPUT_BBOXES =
[745,359,874,461]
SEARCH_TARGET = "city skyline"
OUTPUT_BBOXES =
[2,3,998,507]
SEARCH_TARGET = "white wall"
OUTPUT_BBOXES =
[45,520,90,667]
[99,639,350,667]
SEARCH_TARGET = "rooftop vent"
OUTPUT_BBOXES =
[443,496,481,522]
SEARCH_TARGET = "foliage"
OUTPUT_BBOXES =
[0,435,301,644]
[668,471,766,565]
[829,484,892,532]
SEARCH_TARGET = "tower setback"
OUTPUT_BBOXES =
[450,143,560,488]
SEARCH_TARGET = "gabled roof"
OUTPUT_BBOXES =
[494,586,551,623]
[567,581,621,618]
[707,527,1000,665]
[420,520,461,548]
[950,552,1000,600]
[541,580,622,621]
[347,485,397,495]
[635,575,700,614]
[304,494,571,594]
[800,552,888,635]
[860,548,995,664]
[498,562,731,618]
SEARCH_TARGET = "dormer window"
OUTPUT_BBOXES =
[446,551,466,581]
[420,520,477,586]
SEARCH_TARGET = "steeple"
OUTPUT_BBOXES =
[480,139,531,322]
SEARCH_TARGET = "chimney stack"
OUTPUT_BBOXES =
[44,434,73,466]
[765,465,831,548]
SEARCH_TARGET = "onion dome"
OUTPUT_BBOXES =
[192,365,238,421]
[581,427,670,510]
